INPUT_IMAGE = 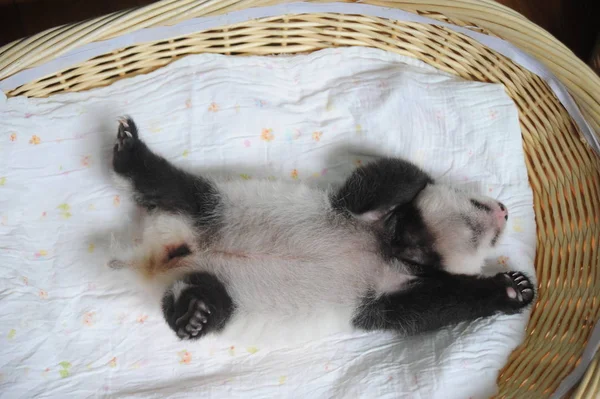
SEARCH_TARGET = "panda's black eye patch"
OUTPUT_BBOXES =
[167,244,191,260]
[470,199,491,212]
[461,215,484,246]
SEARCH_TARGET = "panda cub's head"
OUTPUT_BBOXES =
[388,183,509,275]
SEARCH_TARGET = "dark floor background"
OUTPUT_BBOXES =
[0,0,598,64]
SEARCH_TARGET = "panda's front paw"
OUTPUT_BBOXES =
[497,271,535,313]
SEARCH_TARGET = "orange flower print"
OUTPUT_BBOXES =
[35,250,48,258]
[81,156,91,167]
[39,290,49,299]
[260,128,274,142]
[312,131,323,142]
[136,314,148,324]
[113,195,121,207]
[290,169,299,180]
[208,102,219,112]
[178,350,192,364]
[9,133,17,142]
[228,346,236,356]
[29,135,41,145]
[83,311,96,326]
[185,98,192,109]
[108,357,117,368]
[354,159,363,167]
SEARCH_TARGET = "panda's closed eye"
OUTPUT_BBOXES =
[470,199,492,212]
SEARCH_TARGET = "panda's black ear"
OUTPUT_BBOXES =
[332,157,432,220]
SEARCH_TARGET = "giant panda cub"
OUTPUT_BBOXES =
[108,117,534,345]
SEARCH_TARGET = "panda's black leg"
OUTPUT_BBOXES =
[112,116,221,225]
[162,272,235,340]
[353,271,535,335]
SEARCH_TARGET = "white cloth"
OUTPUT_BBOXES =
[0,47,536,398]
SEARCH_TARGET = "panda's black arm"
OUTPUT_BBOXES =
[352,271,534,334]
[331,157,432,217]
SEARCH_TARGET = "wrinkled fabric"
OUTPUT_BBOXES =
[0,47,535,398]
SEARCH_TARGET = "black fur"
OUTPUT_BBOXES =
[162,272,235,340]
[113,117,221,227]
[353,271,535,334]
[331,157,433,216]
[167,244,192,260]
[470,199,492,213]
[461,215,485,247]
[335,158,534,334]
[385,202,442,273]
[332,158,442,273]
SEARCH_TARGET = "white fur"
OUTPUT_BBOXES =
[109,179,501,345]
[110,169,134,193]
[416,184,506,275]
[170,281,191,302]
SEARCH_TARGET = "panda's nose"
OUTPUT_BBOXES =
[497,202,508,221]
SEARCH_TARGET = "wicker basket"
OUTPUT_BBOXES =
[1,1,599,397]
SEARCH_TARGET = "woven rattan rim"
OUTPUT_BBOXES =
[1,1,599,398]
[1,0,599,138]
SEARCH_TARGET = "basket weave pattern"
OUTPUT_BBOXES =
[1,2,599,398]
